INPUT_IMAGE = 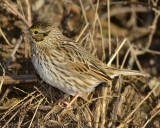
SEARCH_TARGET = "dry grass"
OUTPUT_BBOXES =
[0,0,160,128]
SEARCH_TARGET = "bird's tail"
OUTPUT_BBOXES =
[105,67,148,79]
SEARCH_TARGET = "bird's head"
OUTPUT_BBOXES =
[28,20,59,42]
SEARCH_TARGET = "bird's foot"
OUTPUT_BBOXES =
[58,93,80,108]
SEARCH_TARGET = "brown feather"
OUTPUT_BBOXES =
[60,43,112,81]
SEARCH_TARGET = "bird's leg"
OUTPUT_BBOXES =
[58,94,70,107]
[58,93,80,108]
[66,92,80,108]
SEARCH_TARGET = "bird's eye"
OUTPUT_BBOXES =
[34,31,38,34]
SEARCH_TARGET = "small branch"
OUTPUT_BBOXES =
[93,100,101,128]
[28,98,44,128]
[3,0,30,27]
[100,83,108,128]
[5,33,24,70]
[142,107,160,128]
[124,81,158,123]
[79,0,88,24]
[76,23,89,42]
[0,75,37,85]
[107,39,127,66]
[111,76,123,128]
[107,0,111,58]
[136,7,160,55]
[0,27,12,46]
[2,108,21,128]
[24,0,32,25]
[0,64,5,93]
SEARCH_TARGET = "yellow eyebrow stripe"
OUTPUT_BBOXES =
[30,28,38,32]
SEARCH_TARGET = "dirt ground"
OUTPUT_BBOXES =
[0,0,160,128]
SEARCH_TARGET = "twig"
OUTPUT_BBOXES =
[116,39,119,68]
[5,33,24,70]
[114,1,160,10]
[79,0,88,24]
[136,6,159,55]
[81,106,92,127]
[145,49,160,55]
[97,13,105,61]
[107,38,127,66]
[3,0,30,27]
[121,46,132,68]
[107,0,111,58]
[1,92,42,127]
[101,6,148,19]
[93,100,101,128]
[32,105,52,111]
[122,80,159,125]
[91,0,98,47]
[34,86,50,104]
[89,32,97,56]
[92,0,107,61]
[128,42,143,71]
[0,106,11,110]
[1,90,36,120]
[0,27,12,46]
[100,83,108,128]
[0,64,5,93]
[0,75,36,85]
[95,0,107,127]
[142,108,160,128]
[24,0,32,25]
[111,76,123,128]
[0,87,11,103]
[76,23,89,42]
[2,108,21,128]
[28,98,44,128]
[17,0,25,17]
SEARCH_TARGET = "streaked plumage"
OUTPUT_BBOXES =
[28,21,146,100]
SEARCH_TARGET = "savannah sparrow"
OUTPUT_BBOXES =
[28,20,146,107]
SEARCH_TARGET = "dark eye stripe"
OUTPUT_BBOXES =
[43,31,50,37]
[32,31,51,42]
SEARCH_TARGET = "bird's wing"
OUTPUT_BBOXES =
[59,43,112,81]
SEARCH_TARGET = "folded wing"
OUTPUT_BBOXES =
[59,43,112,81]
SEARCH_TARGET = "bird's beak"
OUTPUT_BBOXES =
[23,28,30,34]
